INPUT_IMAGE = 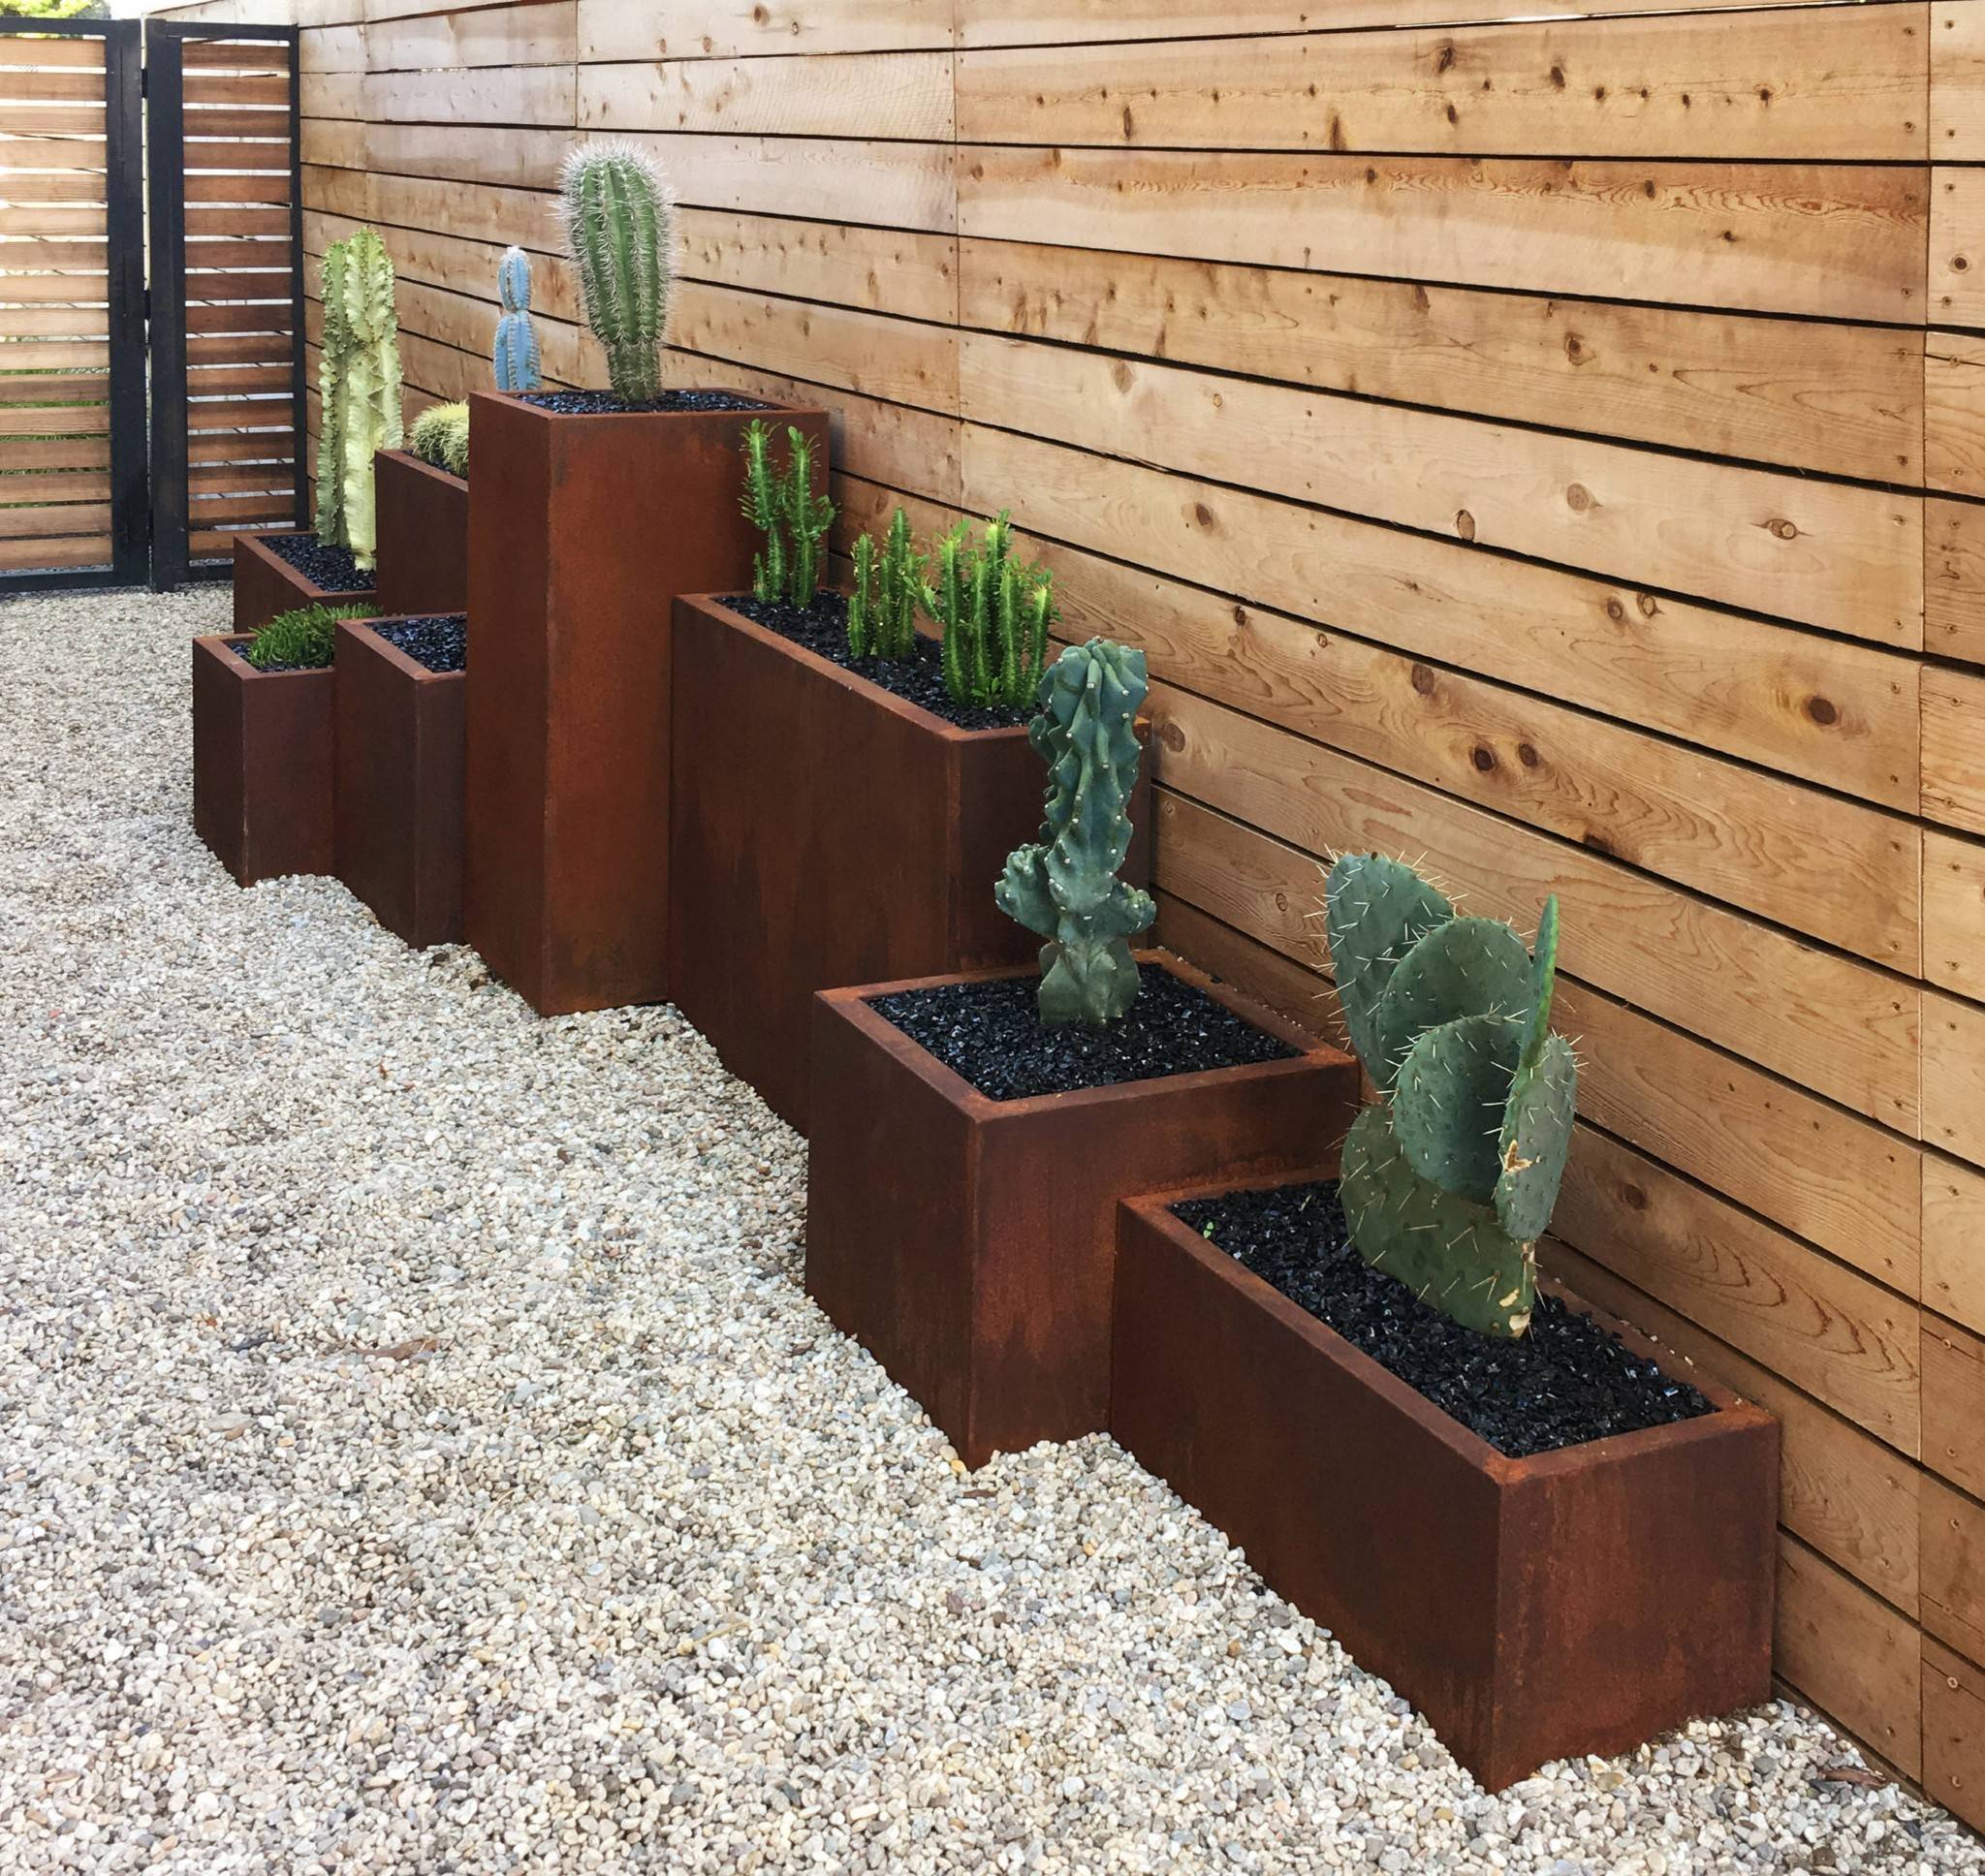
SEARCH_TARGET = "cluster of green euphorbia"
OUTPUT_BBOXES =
[315,229,402,573]
[243,601,375,672]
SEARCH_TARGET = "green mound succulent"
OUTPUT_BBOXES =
[995,639,1155,1027]
[315,229,403,573]
[1324,855,1577,1338]
[925,512,1056,710]
[491,244,541,393]
[559,140,673,404]
[244,601,375,672]
[847,507,924,661]
[740,421,834,609]
[408,400,469,478]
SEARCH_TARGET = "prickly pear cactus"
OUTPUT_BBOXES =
[492,245,542,392]
[994,639,1155,1027]
[559,141,674,404]
[1324,855,1577,1338]
[314,229,402,572]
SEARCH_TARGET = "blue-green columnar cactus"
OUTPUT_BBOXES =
[740,421,834,608]
[847,508,923,660]
[314,229,402,572]
[1325,856,1578,1338]
[995,640,1156,1027]
[492,244,541,392]
[925,512,1056,709]
[559,141,674,404]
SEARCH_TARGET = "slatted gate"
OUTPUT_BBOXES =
[0,16,303,595]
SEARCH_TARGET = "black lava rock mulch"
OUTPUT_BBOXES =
[519,389,772,416]
[718,592,1032,734]
[1175,1179,1714,1458]
[871,969,1295,1103]
[263,533,369,594]
[375,613,466,673]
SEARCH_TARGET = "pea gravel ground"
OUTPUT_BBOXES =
[0,585,1975,1876]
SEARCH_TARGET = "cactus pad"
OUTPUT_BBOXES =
[1371,916,1533,1089]
[1392,1012,1525,1204]
[1323,854,1453,1075]
[1495,1031,1578,1244]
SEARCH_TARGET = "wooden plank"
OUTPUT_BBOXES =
[182,73,289,108]
[0,434,106,472]
[186,270,299,303]
[187,330,291,365]
[301,120,570,191]
[0,40,104,70]
[181,41,291,73]
[0,172,107,203]
[1925,829,1985,999]
[578,0,954,61]
[962,424,1920,812]
[299,73,362,121]
[957,7,1927,162]
[1777,1535,1922,1781]
[184,206,291,238]
[0,500,108,541]
[189,429,295,464]
[0,533,109,571]
[679,208,956,324]
[182,174,291,206]
[306,165,562,250]
[0,338,106,371]
[958,237,1922,485]
[1926,988,1985,1172]
[1924,1637,1985,1832]
[0,372,105,404]
[363,3,576,72]
[1929,330,1985,495]
[0,403,106,437]
[1928,495,1985,667]
[190,462,296,494]
[1924,665,1985,833]
[0,303,109,336]
[0,470,109,504]
[581,51,954,141]
[618,132,955,234]
[0,138,107,172]
[300,23,365,75]
[1925,1313,1985,1496]
[0,71,107,106]
[1933,167,1985,328]
[185,398,294,432]
[364,65,574,128]
[0,275,110,305]
[182,108,292,140]
[1923,1476,1985,1664]
[1925,1155,1985,1336]
[960,335,1922,646]
[0,106,105,137]
[960,147,1926,326]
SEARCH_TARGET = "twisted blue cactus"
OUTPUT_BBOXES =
[995,640,1155,1027]
[492,244,541,392]
[1326,857,1577,1338]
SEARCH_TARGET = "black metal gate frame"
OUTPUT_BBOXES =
[0,16,145,598]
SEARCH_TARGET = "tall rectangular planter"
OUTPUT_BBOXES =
[191,633,335,886]
[462,391,830,1016]
[1112,1174,1780,1790]
[373,450,467,617]
[805,954,1360,1468]
[232,529,373,635]
[333,617,464,949]
[668,594,1151,1135]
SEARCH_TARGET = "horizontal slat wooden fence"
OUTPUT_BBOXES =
[157,0,1985,1819]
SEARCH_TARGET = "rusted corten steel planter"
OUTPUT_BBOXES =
[804,954,1360,1468]
[372,450,467,617]
[333,617,464,949]
[462,391,830,1016]
[191,633,335,887]
[668,593,1153,1136]
[1111,1169,1780,1791]
[232,528,373,634]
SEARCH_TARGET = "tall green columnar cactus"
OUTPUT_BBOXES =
[995,640,1155,1026]
[314,229,402,572]
[926,513,1056,709]
[847,507,924,660]
[559,140,673,404]
[491,244,541,392]
[1324,855,1578,1338]
[740,421,833,608]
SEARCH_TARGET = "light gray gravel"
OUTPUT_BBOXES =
[0,584,1975,1875]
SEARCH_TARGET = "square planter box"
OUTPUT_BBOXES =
[1111,1169,1780,1791]
[805,954,1360,1468]
[669,592,1152,1136]
[333,616,464,949]
[373,450,467,617]
[191,633,334,886]
[463,391,830,1016]
[232,528,373,635]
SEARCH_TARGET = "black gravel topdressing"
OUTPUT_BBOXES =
[718,592,1032,733]
[519,389,772,416]
[871,969,1295,1103]
[262,532,370,595]
[375,612,466,673]
[1175,1179,1714,1458]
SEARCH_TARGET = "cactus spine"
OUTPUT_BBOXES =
[408,401,469,478]
[995,640,1155,1027]
[740,422,833,609]
[314,229,402,572]
[924,513,1055,708]
[1324,856,1578,1338]
[558,140,674,404]
[491,244,542,392]
[847,508,923,660]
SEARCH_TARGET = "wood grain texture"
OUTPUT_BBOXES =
[1924,1637,1985,1816]
[1778,1534,1922,1780]
[1923,1313,1985,1497]
[577,0,954,61]
[1928,330,1985,496]
[1932,167,1985,328]
[1924,1156,1985,1336]
[1924,829,1985,999]
[1923,666,1985,833]
[1923,1477,1985,1663]
[581,50,954,140]
[1928,495,1985,664]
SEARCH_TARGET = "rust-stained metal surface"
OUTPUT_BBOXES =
[333,618,464,949]
[231,529,372,635]
[669,595,1152,1135]
[461,392,830,1016]
[373,451,468,618]
[191,633,335,887]
[1111,1170,1780,1791]
[804,953,1360,1468]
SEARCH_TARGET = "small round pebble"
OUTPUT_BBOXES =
[375,611,466,673]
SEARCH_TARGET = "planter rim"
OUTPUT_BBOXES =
[197,630,335,686]
[377,446,466,491]
[235,526,375,607]
[679,590,1031,749]
[819,951,1349,1120]
[337,614,464,688]
[1121,1166,1772,1484]
[473,388,813,424]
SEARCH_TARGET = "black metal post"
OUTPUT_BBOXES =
[143,25,188,591]
[101,21,148,587]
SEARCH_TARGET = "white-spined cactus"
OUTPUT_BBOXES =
[1325,856,1578,1338]
[491,244,541,392]
[559,141,674,404]
[315,229,402,572]
[408,401,469,478]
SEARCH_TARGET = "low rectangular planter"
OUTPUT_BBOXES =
[333,616,464,949]
[805,954,1360,1468]
[373,450,467,617]
[463,391,830,1016]
[191,633,334,886]
[668,593,1152,1135]
[232,529,373,635]
[1111,1171,1780,1790]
